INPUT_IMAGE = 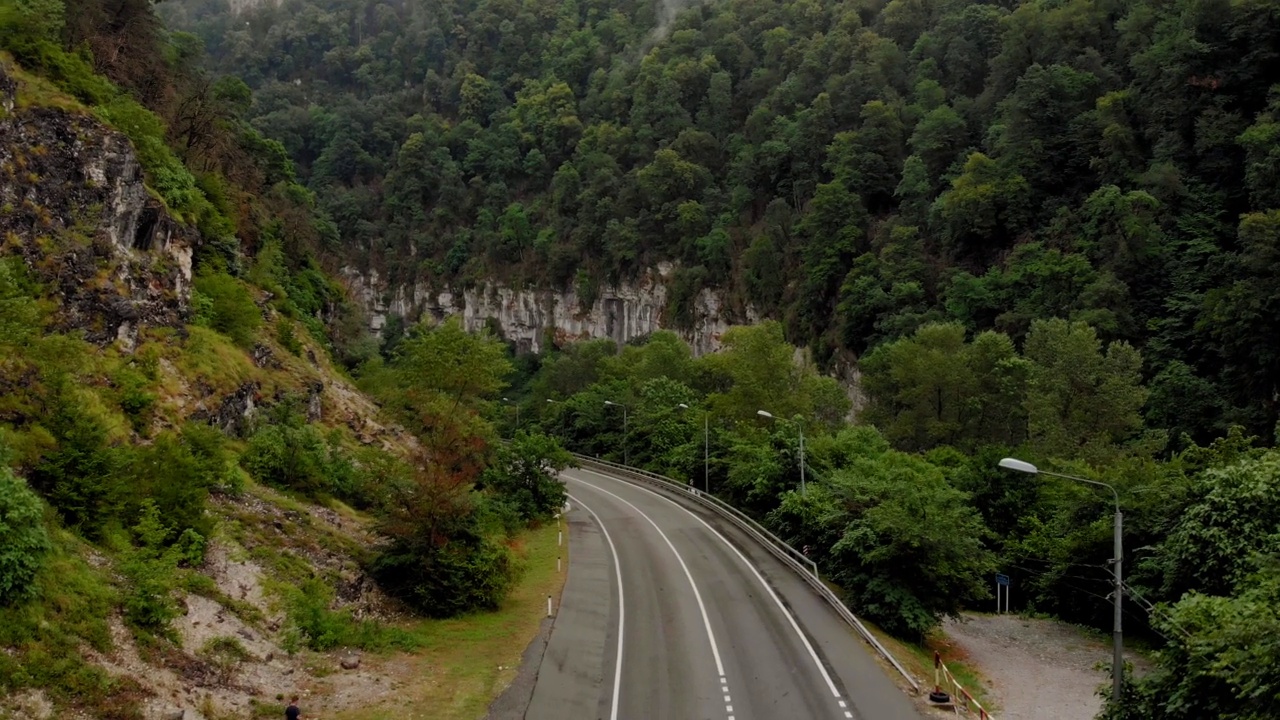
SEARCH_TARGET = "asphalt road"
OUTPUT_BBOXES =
[524,465,927,720]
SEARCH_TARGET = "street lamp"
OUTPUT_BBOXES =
[758,410,805,495]
[999,457,1124,705]
[678,403,710,493]
[604,400,629,466]
[502,397,520,437]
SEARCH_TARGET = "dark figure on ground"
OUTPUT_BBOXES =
[286,695,303,720]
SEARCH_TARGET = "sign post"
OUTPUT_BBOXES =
[995,573,1010,614]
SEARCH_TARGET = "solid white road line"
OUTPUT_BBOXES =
[575,468,855,717]
[567,493,626,720]
[568,477,737,720]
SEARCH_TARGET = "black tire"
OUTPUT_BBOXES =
[929,691,952,703]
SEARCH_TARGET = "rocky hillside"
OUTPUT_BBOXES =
[0,26,567,718]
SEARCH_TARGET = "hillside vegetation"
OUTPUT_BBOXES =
[165,0,1280,445]
[0,1,574,718]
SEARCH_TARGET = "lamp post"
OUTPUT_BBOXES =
[604,400,628,466]
[546,399,564,442]
[758,410,804,495]
[502,397,520,437]
[678,403,710,493]
[999,457,1123,706]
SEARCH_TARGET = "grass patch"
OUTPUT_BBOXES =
[859,618,997,712]
[329,519,567,720]
[174,326,263,396]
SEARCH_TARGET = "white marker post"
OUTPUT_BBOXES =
[558,530,562,546]
[557,556,562,573]
[547,595,553,617]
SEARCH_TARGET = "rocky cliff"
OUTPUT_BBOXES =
[340,264,758,357]
[0,63,195,350]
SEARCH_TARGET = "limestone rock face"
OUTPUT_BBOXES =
[0,63,195,348]
[340,265,757,357]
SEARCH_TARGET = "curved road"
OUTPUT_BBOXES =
[524,466,927,720]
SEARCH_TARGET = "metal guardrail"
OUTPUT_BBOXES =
[571,453,922,694]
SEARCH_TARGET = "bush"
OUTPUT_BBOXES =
[281,578,415,652]
[241,403,352,498]
[479,431,571,525]
[28,386,126,539]
[0,466,51,606]
[192,271,261,347]
[119,502,193,638]
[123,424,233,543]
[373,535,517,617]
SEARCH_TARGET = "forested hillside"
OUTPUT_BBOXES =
[164,0,1280,444]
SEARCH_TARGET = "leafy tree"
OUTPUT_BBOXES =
[1022,318,1149,459]
[0,466,51,606]
[767,441,995,638]
[479,431,572,524]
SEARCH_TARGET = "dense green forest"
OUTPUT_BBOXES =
[163,0,1280,447]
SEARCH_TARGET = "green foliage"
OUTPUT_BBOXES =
[1151,451,1280,600]
[118,502,187,637]
[1109,559,1280,720]
[275,319,303,356]
[282,578,415,652]
[0,259,42,346]
[27,384,126,539]
[372,533,518,619]
[480,431,571,524]
[861,323,1030,452]
[0,466,51,606]
[1023,318,1149,459]
[240,402,349,498]
[192,271,262,347]
[765,432,995,637]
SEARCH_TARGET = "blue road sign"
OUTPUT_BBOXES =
[996,573,1010,586]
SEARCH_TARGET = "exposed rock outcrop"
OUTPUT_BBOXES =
[0,62,195,348]
[340,264,757,357]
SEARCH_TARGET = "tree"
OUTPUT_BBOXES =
[1022,319,1149,459]
[933,152,1033,262]
[480,431,572,524]
[767,443,995,638]
[0,466,51,606]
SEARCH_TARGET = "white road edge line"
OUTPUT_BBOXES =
[568,479,728,680]
[567,493,626,720]
[574,468,850,706]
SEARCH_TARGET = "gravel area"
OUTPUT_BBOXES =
[942,613,1148,720]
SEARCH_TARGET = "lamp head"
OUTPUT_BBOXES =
[999,458,1039,475]
[757,410,774,419]
[678,403,690,409]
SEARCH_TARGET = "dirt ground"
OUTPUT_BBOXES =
[940,613,1150,720]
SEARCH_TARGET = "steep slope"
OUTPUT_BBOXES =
[0,6,571,717]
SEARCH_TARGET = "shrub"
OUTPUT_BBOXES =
[281,578,415,652]
[28,386,126,539]
[122,425,232,542]
[479,431,572,525]
[275,320,303,355]
[240,403,352,498]
[192,271,261,347]
[373,535,517,617]
[0,466,51,605]
[119,502,189,638]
